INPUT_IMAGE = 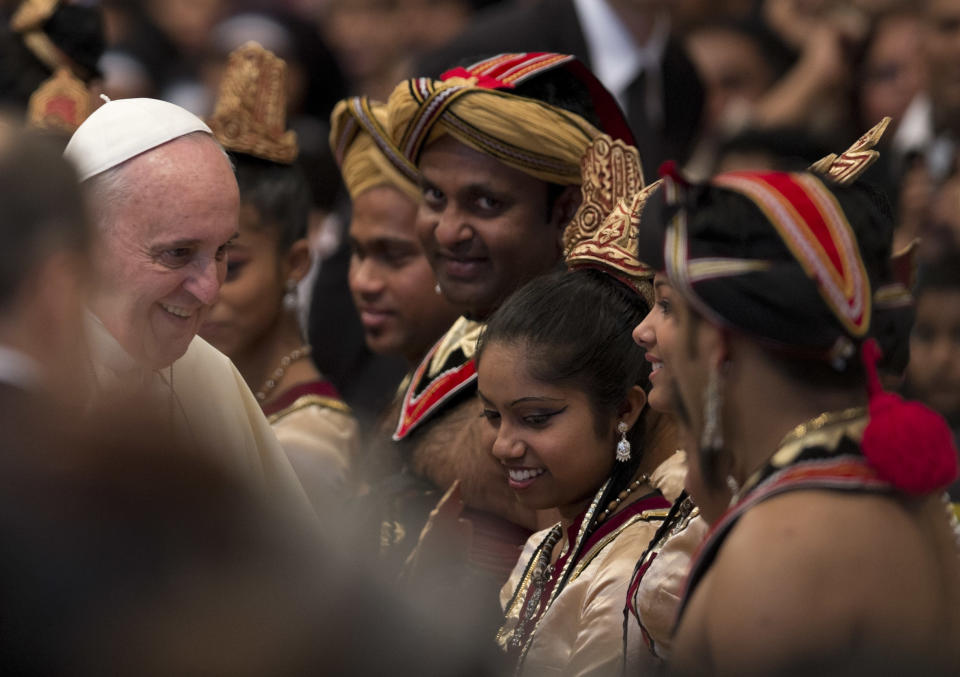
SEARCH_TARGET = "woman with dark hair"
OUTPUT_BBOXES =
[479,267,684,676]
[476,148,689,674]
[199,43,358,516]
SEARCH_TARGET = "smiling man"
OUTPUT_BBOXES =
[377,53,635,622]
[331,96,459,368]
[64,98,312,512]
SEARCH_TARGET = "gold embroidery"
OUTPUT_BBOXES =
[266,394,352,424]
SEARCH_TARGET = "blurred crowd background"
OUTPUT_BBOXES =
[6,0,953,426]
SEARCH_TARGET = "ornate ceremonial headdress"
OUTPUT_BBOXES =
[636,118,896,365]
[207,41,298,164]
[329,96,420,202]
[562,133,658,305]
[386,52,633,185]
[27,68,91,135]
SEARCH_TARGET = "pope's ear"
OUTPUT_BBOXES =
[283,238,312,282]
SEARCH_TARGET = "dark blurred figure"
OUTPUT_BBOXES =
[0,407,499,676]
[320,0,488,100]
[854,6,925,138]
[0,120,91,431]
[99,0,227,106]
[905,253,960,443]
[414,0,705,182]
[0,0,104,111]
[713,125,833,172]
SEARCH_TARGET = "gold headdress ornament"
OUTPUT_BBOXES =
[207,41,297,164]
[27,68,92,135]
[11,0,66,75]
[563,133,657,305]
[808,116,910,310]
[808,116,891,185]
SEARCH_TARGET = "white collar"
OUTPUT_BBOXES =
[85,310,143,377]
[0,344,42,391]
[572,0,670,106]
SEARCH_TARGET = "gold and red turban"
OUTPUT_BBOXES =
[386,52,634,186]
[329,96,421,202]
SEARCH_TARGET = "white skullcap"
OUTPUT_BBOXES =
[64,97,213,181]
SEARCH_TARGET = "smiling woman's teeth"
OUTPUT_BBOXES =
[508,468,546,482]
[651,361,663,372]
[160,303,192,318]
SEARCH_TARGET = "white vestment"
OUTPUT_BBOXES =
[85,314,314,515]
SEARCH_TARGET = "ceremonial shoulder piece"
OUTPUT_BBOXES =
[208,41,297,164]
[386,52,633,186]
[676,409,888,623]
[329,96,420,201]
[564,133,657,304]
[27,68,91,134]
[393,317,482,441]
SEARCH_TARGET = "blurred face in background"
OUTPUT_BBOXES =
[859,12,926,130]
[348,185,459,365]
[321,0,406,85]
[199,203,290,359]
[685,26,776,131]
[924,0,960,124]
[907,287,960,421]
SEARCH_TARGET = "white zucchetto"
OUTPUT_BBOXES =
[64,98,212,181]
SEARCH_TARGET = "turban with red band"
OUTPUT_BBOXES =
[386,52,634,186]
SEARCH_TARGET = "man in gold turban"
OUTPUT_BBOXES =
[331,96,459,369]
[379,52,636,628]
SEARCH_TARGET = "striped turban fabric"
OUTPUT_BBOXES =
[330,96,422,202]
[637,169,891,366]
[385,52,634,186]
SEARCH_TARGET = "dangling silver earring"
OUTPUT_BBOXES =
[283,279,298,312]
[616,421,631,462]
[434,282,442,295]
[701,364,724,455]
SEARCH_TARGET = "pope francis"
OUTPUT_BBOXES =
[64,97,312,514]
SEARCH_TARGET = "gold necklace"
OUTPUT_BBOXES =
[255,345,312,402]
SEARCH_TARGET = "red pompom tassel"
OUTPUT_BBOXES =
[860,339,959,494]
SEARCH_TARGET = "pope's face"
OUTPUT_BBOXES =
[90,135,239,369]
[417,136,565,320]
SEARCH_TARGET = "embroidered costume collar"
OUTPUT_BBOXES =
[393,316,483,441]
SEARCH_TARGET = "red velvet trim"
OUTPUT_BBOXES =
[261,379,343,417]
[753,172,844,274]
[393,342,477,440]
